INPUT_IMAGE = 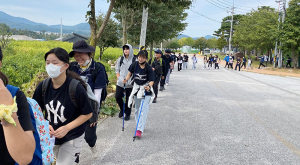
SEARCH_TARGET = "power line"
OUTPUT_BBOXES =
[190,9,222,23]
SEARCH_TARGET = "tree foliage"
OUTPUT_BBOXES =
[193,37,208,49]
[217,32,227,50]
[279,0,300,68]
[168,39,181,51]
[96,13,122,60]
[0,23,12,49]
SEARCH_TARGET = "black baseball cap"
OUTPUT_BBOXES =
[154,50,163,54]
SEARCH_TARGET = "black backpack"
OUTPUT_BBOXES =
[41,78,99,123]
[69,61,109,102]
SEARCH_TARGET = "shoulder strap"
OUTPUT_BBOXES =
[132,56,137,63]
[92,62,101,83]
[42,78,51,102]
[69,79,80,108]
[119,56,124,67]
[6,85,19,98]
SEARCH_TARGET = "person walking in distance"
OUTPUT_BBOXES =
[115,44,136,120]
[203,55,208,70]
[148,50,166,103]
[247,57,253,70]
[191,54,198,69]
[235,56,241,71]
[240,56,246,69]
[215,55,220,69]
[160,49,174,90]
[286,55,292,68]
[224,54,229,68]
[208,54,213,70]
[258,55,265,69]
[183,53,189,70]
[264,55,268,67]
[229,57,233,69]
[177,53,183,71]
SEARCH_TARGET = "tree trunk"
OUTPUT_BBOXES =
[99,47,104,61]
[122,17,127,46]
[150,41,154,58]
[89,0,115,57]
[291,50,299,69]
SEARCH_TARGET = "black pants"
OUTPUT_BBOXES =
[160,75,165,88]
[215,63,219,69]
[258,62,265,68]
[178,63,182,71]
[229,63,233,69]
[208,62,212,68]
[241,62,246,69]
[115,86,132,117]
[85,121,97,147]
[225,62,229,68]
[153,74,161,97]
[235,64,241,71]
[287,62,291,68]
[265,61,268,67]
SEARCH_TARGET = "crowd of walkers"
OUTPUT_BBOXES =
[0,41,185,165]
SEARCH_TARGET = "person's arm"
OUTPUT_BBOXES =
[123,72,132,84]
[115,58,121,79]
[0,80,35,165]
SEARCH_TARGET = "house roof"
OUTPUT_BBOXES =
[62,33,88,43]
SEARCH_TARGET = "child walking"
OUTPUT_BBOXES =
[123,50,155,139]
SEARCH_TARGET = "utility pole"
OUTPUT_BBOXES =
[278,0,286,68]
[139,6,148,50]
[228,0,234,55]
[199,45,200,54]
[60,18,62,41]
[274,0,281,68]
[161,42,163,50]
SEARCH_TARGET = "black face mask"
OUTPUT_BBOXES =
[139,61,146,65]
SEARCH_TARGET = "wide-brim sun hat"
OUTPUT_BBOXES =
[69,40,95,58]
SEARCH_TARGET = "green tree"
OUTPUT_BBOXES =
[233,6,278,56]
[185,37,194,46]
[178,37,187,47]
[193,37,209,50]
[0,23,12,49]
[207,37,218,49]
[213,15,244,41]
[217,33,227,50]
[168,40,181,51]
[96,13,122,60]
[279,0,300,68]
[127,1,189,57]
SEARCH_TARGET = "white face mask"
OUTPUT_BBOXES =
[46,63,65,78]
[82,60,90,67]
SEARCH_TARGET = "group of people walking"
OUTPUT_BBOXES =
[203,54,220,70]
[223,54,253,71]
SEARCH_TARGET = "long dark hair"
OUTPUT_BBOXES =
[45,48,87,90]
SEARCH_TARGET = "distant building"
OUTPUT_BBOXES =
[9,35,34,41]
[62,33,88,43]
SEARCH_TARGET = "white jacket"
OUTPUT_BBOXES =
[128,82,155,108]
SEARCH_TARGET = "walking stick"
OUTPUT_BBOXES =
[133,92,146,142]
[122,85,125,131]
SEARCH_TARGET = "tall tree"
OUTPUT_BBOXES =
[127,1,190,57]
[193,37,209,50]
[279,0,300,68]
[96,13,122,60]
[168,39,181,51]
[217,33,227,51]
[213,15,244,41]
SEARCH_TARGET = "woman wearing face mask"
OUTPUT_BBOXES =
[123,50,155,139]
[33,48,93,165]
[68,40,107,158]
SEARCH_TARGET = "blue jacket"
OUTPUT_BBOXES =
[260,57,264,62]
[224,56,229,62]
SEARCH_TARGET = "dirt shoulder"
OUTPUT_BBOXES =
[194,54,300,78]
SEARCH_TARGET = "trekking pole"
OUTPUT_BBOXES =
[133,92,146,142]
[122,84,126,131]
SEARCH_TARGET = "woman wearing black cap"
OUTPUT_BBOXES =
[68,40,107,157]
[33,48,93,165]
[123,50,155,139]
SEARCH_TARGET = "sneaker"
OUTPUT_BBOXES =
[118,112,123,118]
[153,97,157,103]
[136,130,142,138]
[90,146,98,159]
[163,87,166,90]
[125,116,130,121]
[166,83,169,86]
[159,87,163,91]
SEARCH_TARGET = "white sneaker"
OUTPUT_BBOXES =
[90,146,98,159]
[166,83,169,86]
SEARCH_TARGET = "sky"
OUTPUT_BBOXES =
[0,0,280,38]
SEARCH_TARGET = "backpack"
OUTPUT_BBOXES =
[70,60,109,102]
[6,85,54,165]
[42,78,100,123]
[119,55,137,67]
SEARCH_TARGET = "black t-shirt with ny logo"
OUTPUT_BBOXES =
[33,76,92,145]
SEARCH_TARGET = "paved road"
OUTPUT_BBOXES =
[79,58,300,165]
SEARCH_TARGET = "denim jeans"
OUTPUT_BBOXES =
[165,69,171,84]
[134,95,151,132]
[192,62,196,69]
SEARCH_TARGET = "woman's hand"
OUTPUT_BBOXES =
[144,86,150,92]
[49,125,55,138]
[53,125,70,139]
[123,79,127,84]
[0,79,14,106]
